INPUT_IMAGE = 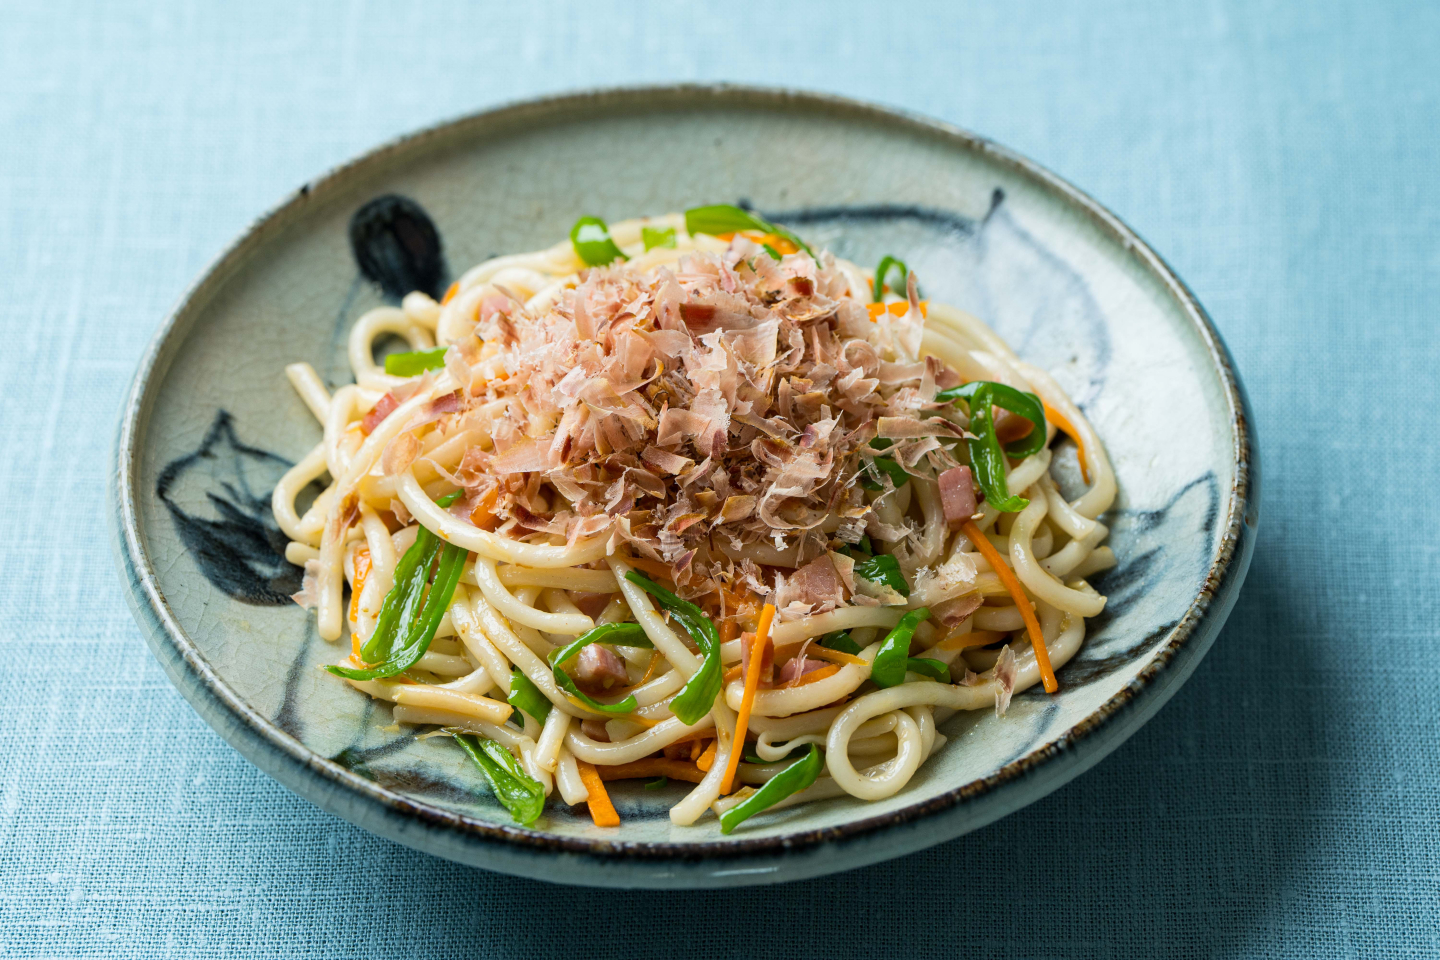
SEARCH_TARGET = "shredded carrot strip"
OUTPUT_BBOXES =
[690,739,703,762]
[722,664,743,685]
[720,618,739,645]
[576,760,620,827]
[610,651,664,697]
[597,759,706,783]
[937,629,1006,652]
[806,645,868,668]
[720,603,774,793]
[347,546,372,626]
[867,300,929,320]
[638,650,661,686]
[621,556,677,584]
[696,739,718,773]
[961,520,1057,693]
[1043,403,1091,484]
[346,546,373,660]
[781,663,840,689]
[468,486,500,530]
[441,281,459,305]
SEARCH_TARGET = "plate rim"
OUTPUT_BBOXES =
[111,82,1258,884]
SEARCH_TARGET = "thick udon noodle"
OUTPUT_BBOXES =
[274,213,1117,827]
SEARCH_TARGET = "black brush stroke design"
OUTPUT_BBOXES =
[273,621,316,738]
[349,194,447,301]
[156,410,303,605]
[1055,473,1222,688]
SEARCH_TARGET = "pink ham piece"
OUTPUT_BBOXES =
[775,554,846,611]
[938,465,977,528]
[777,656,825,685]
[573,643,629,689]
[569,592,613,619]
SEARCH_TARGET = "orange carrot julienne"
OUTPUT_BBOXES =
[441,281,459,305]
[1043,403,1091,484]
[937,629,1006,652]
[780,663,840,688]
[961,519,1057,693]
[347,545,372,625]
[720,603,775,794]
[696,739,718,773]
[576,760,620,827]
[867,300,929,320]
[805,646,868,668]
[621,556,678,584]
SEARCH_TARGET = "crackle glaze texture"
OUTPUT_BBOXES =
[114,87,1255,887]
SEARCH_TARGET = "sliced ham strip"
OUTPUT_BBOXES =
[574,643,630,688]
[570,592,613,619]
[938,465,977,528]
[994,409,1035,444]
[777,656,826,685]
[775,554,846,611]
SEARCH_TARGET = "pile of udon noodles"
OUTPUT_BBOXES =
[275,212,1117,826]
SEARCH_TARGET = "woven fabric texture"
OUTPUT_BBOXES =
[1,1,1437,956]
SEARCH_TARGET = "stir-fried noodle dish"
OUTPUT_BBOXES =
[276,206,1117,832]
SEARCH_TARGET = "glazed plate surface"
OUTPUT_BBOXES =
[113,86,1256,887]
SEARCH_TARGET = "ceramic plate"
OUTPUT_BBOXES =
[111,85,1257,887]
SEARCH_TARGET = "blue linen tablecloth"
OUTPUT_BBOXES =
[2,1,1436,956]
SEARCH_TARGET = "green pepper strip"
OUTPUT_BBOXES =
[871,255,911,302]
[384,346,447,377]
[852,553,910,599]
[508,668,552,724]
[719,744,823,834]
[683,204,816,259]
[357,524,438,663]
[869,608,932,688]
[857,438,909,492]
[641,225,677,251]
[643,777,669,790]
[329,541,465,681]
[623,572,722,726]
[935,380,1048,513]
[453,734,545,826]
[857,454,909,491]
[905,657,951,683]
[818,631,862,655]
[570,215,628,266]
[330,490,466,680]
[548,622,653,715]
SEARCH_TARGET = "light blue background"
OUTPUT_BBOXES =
[2,1,1436,956]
